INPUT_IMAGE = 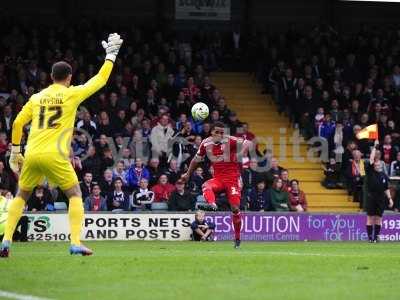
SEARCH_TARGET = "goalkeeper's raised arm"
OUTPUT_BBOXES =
[71,33,124,103]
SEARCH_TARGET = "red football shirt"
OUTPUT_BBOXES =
[196,136,242,181]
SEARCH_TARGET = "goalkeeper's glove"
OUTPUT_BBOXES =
[9,145,24,174]
[101,33,123,63]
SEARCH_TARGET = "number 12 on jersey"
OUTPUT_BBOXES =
[38,106,63,129]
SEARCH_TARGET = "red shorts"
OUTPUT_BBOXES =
[202,177,241,207]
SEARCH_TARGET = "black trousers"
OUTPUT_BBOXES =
[0,216,28,242]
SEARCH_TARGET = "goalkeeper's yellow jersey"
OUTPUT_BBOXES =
[13,61,113,158]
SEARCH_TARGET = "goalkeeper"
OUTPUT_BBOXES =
[0,33,123,257]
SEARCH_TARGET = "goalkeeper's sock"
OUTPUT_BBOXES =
[366,225,373,241]
[2,196,25,243]
[68,196,84,246]
[232,211,242,241]
[373,224,381,241]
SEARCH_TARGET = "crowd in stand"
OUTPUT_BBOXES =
[254,24,400,211]
[0,21,309,213]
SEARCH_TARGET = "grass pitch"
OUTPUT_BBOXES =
[0,241,399,300]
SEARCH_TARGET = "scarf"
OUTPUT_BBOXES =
[352,160,365,177]
[92,195,101,211]
[290,190,300,205]
[383,145,392,164]
[334,128,344,154]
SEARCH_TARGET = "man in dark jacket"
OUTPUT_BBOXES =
[79,172,94,201]
[168,179,195,211]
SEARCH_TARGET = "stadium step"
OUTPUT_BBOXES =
[212,72,354,212]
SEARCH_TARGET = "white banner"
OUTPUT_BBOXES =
[26,214,195,241]
[175,0,231,21]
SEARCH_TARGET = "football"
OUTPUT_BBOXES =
[191,102,209,121]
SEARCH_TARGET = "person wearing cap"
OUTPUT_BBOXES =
[168,179,195,211]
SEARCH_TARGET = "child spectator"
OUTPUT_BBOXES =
[191,210,215,241]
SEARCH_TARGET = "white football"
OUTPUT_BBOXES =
[191,102,209,121]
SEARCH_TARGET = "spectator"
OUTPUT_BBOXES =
[0,133,8,157]
[346,150,365,204]
[99,169,115,196]
[151,174,175,203]
[113,161,128,186]
[148,157,162,186]
[390,152,400,176]
[191,210,215,241]
[247,181,269,211]
[84,184,107,212]
[288,180,308,212]
[280,169,290,192]
[107,177,130,211]
[266,178,290,211]
[80,172,94,201]
[380,134,397,171]
[131,178,154,210]
[164,159,182,184]
[189,166,206,196]
[242,159,267,196]
[168,179,195,211]
[126,158,150,191]
[235,122,255,141]
[265,157,283,188]
[226,111,241,136]
[81,146,103,181]
[27,186,54,212]
[150,114,174,161]
[130,129,151,161]
[121,148,135,170]
[0,161,14,193]
[102,147,115,170]
[322,158,342,189]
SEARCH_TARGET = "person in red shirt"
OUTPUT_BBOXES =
[151,174,175,203]
[181,121,253,248]
[288,180,308,212]
[235,122,255,141]
[182,76,200,103]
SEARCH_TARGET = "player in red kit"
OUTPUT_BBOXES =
[181,122,253,248]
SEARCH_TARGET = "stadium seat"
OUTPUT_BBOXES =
[54,202,68,211]
[195,195,206,209]
[151,202,168,211]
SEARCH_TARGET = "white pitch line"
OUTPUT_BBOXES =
[0,290,53,300]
